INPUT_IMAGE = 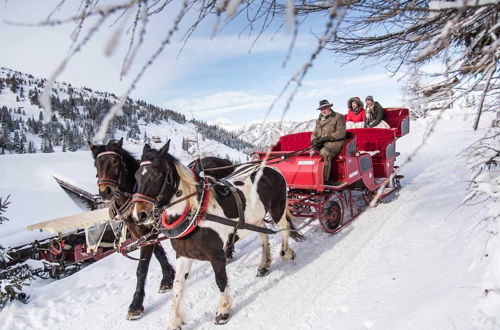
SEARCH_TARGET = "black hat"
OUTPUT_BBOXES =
[365,95,374,102]
[317,99,333,110]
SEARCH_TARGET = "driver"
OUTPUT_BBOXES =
[311,100,346,184]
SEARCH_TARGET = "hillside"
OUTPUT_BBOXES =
[0,67,253,158]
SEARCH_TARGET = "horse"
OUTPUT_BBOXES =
[89,138,235,320]
[89,138,176,320]
[131,141,303,329]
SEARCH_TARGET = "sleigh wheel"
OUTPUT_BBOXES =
[319,201,341,234]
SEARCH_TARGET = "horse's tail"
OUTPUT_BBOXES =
[286,207,305,242]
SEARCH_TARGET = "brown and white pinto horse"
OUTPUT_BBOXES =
[132,141,302,329]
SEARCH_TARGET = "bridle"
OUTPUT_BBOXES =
[132,159,181,225]
[95,150,129,195]
[132,160,179,208]
[132,158,209,236]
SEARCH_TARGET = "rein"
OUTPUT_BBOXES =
[200,146,314,173]
[122,147,315,257]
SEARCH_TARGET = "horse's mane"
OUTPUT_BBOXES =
[144,149,200,211]
[172,157,199,211]
[113,145,139,170]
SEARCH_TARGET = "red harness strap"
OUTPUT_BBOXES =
[132,193,157,205]
[97,178,119,187]
[160,167,211,238]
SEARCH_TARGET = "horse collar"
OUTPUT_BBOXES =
[158,160,210,239]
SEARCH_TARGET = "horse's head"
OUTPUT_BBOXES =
[133,140,181,225]
[89,137,129,201]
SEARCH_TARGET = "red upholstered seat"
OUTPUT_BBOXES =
[384,108,409,137]
[349,128,395,159]
[272,132,313,151]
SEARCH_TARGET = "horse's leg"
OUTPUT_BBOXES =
[153,243,176,293]
[127,244,155,320]
[276,213,296,261]
[168,256,193,330]
[257,232,272,277]
[224,233,239,263]
[211,250,232,324]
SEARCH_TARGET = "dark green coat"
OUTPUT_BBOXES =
[366,101,384,128]
[311,112,346,154]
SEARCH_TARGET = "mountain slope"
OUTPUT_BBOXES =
[0,67,253,156]
[231,120,316,148]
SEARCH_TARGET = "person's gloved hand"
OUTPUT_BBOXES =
[311,139,322,150]
[319,136,333,143]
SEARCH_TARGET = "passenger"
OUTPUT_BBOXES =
[311,99,346,184]
[365,95,390,128]
[346,97,366,129]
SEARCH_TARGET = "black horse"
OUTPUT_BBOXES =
[89,138,234,320]
[132,141,302,329]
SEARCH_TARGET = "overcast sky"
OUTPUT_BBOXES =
[0,1,406,125]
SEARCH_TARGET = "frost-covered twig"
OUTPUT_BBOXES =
[0,194,11,225]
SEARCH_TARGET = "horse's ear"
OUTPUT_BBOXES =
[116,137,123,148]
[143,144,151,154]
[88,141,98,159]
[159,140,170,156]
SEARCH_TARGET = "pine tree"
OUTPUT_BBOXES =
[0,129,11,153]
[9,78,18,94]
[12,131,24,154]
[29,90,39,106]
[27,140,36,153]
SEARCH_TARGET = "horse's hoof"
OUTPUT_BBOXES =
[225,256,233,264]
[257,268,270,277]
[126,310,143,320]
[159,283,173,293]
[215,313,230,325]
[281,249,296,261]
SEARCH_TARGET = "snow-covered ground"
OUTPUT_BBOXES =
[0,110,497,329]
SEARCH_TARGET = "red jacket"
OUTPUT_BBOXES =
[346,109,366,123]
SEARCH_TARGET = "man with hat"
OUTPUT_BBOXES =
[311,99,346,184]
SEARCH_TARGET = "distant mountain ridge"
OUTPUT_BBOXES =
[230,120,316,149]
[0,67,252,160]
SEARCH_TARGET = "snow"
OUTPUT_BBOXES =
[0,110,498,329]
[429,0,498,10]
